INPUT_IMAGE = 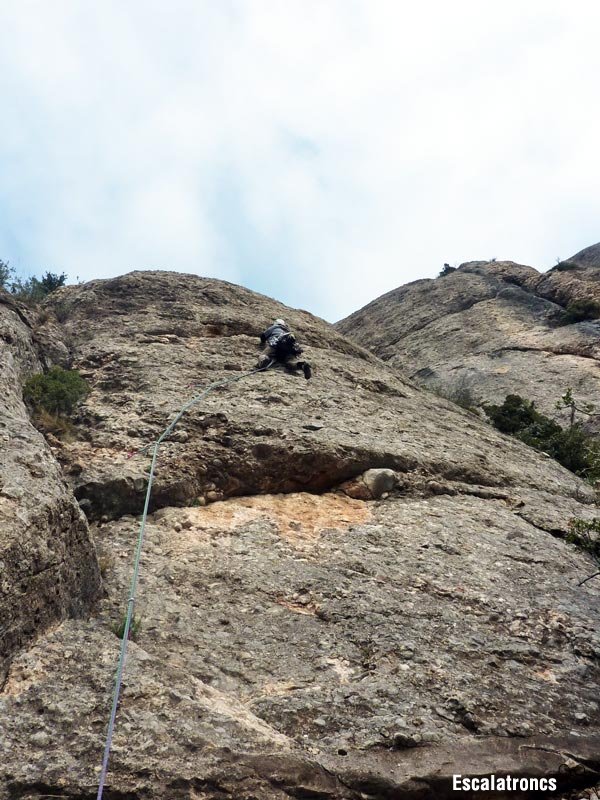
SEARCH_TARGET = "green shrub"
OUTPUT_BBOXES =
[0,260,66,303]
[567,518,600,586]
[567,518,600,563]
[542,424,598,477]
[483,393,600,481]
[97,551,115,580]
[432,382,479,412]
[516,416,563,449]
[11,273,66,303]
[40,271,66,293]
[0,259,11,288]
[553,260,579,272]
[111,612,142,641]
[32,408,77,439]
[23,367,89,416]
[483,394,540,434]
[53,301,71,323]
[562,299,600,324]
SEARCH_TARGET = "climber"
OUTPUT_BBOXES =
[257,318,312,379]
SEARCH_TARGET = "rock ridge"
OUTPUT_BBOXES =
[336,245,600,432]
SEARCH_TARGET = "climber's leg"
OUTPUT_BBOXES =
[256,346,276,370]
[283,359,312,379]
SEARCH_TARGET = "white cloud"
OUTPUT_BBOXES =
[0,0,599,320]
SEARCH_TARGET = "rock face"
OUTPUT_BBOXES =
[533,243,600,308]
[0,293,101,677]
[1,272,599,798]
[336,244,600,433]
[30,270,599,519]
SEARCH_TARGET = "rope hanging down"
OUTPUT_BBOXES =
[96,364,271,800]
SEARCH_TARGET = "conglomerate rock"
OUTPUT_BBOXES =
[1,489,599,798]
[336,244,600,433]
[531,242,600,308]
[35,269,598,518]
[0,293,101,676]
[1,271,599,798]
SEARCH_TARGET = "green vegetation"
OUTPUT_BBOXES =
[561,299,600,325]
[0,258,66,302]
[23,366,89,416]
[32,408,77,438]
[53,301,71,323]
[552,259,579,272]
[567,518,600,586]
[483,393,539,434]
[555,387,596,428]
[568,517,600,561]
[483,390,600,482]
[97,552,115,580]
[112,612,142,641]
[432,381,479,412]
[0,259,12,287]
[23,366,88,440]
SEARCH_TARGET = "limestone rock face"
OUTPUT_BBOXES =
[1,489,599,798]
[0,294,101,675]
[36,270,597,519]
[532,242,600,308]
[336,246,600,432]
[1,272,599,798]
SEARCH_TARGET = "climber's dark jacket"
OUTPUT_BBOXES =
[257,322,311,378]
[260,322,291,348]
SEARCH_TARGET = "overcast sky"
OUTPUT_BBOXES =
[1,1,599,321]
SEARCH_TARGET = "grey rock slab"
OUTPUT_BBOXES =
[336,252,600,433]
[2,271,600,798]
[39,270,598,521]
[1,488,599,797]
[0,295,101,674]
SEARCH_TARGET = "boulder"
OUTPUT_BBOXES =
[340,468,397,499]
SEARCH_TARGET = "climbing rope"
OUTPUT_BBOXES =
[96,363,272,800]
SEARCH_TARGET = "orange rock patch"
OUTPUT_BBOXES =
[187,491,371,547]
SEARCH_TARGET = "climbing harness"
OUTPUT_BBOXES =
[96,363,272,800]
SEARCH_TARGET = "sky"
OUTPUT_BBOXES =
[1,1,599,322]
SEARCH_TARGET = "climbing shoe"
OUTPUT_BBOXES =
[303,363,312,380]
